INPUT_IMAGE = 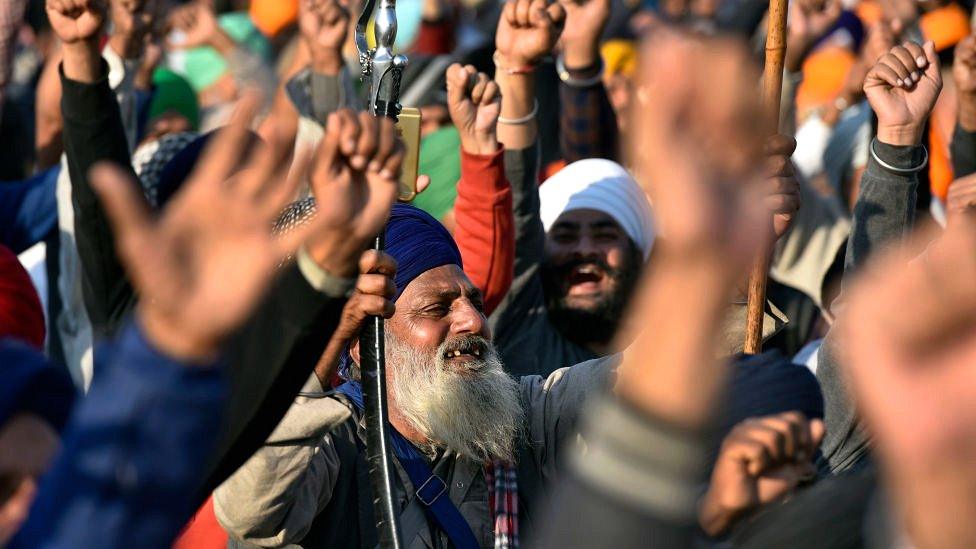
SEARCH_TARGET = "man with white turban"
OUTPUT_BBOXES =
[490,158,655,377]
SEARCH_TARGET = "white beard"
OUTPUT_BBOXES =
[387,332,524,465]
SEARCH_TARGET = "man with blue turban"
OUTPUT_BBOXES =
[213,202,817,549]
[216,202,614,548]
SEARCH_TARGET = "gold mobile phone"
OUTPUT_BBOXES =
[395,107,422,202]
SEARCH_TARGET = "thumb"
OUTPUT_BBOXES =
[545,1,566,27]
[445,63,468,109]
[923,40,941,81]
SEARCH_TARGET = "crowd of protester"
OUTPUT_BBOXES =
[3,0,976,546]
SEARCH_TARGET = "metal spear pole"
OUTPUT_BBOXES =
[356,0,408,545]
[744,0,788,355]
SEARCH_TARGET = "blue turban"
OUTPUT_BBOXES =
[386,203,462,300]
[337,203,462,378]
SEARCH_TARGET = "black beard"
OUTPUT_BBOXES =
[540,245,643,348]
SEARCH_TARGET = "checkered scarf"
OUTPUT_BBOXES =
[485,460,519,549]
[131,132,199,208]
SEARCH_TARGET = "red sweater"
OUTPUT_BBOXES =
[454,147,514,316]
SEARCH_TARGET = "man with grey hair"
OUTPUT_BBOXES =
[215,203,608,548]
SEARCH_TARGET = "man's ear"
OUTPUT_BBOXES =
[350,339,361,366]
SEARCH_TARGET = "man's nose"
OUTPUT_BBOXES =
[450,298,489,338]
[572,235,601,260]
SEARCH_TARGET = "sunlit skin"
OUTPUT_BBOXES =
[543,208,632,311]
[351,264,490,446]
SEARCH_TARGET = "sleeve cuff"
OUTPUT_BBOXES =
[459,147,508,194]
[296,246,358,298]
[871,138,925,171]
[571,394,710,523]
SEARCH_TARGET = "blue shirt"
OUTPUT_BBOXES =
[12,320,227,548]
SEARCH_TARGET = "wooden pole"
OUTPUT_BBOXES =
[744,0,788,355]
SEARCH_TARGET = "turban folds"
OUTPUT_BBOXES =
[385,203,463,300]
[539,159,655,258]
[317,203,461,379]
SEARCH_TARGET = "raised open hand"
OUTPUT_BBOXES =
[558,0,611,68]
[299,0,350,74]
[495,0,565,67]
[699,412,824,537]
[446,64,501,155]
[89,97,319,360]
[304,109,402,278]
[46,0,106,44]
[864,41,942,146]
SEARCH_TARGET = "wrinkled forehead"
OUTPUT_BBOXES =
[396,264,479,307]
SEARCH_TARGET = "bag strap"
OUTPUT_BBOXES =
[334,382,481,549]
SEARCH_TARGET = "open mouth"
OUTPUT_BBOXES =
[566,264,606,293]
[442,348,483,359]
[441,338,488,366]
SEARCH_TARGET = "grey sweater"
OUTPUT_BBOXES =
[817,139,925,473]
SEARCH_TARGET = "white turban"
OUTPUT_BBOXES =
[539,159,655,257]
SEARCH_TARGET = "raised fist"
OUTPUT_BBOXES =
[629,31,770,263]
[46,0,107,44]
[699,412,824,537]
[305,109,402,277]
[299,0,350,74]
[446,64,501,156]
[495,0,565,68]
[109,0,159,58]
[864,41,942,146]
[169,1,220,50]
[558,0,611,68]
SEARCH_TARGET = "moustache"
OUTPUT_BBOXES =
[548,257,622,280]
[439,333,491,362]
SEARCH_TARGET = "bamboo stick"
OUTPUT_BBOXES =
[744,0,789,355]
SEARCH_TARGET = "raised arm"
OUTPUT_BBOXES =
[556,0,618,162]
[446,63,514,314]
[52,0,140,340]
[492,0,562,278]
[12,94,380,549]
[818,41,942,473]
[536,33,772,548]
[951,34,976,179]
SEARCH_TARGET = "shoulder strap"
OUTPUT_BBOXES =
[335,382,481,549]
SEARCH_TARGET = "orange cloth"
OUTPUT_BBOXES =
[249,0,298,38]
[795,45,856,121]
[920,3,970,52]
[172,496,227,549]
[929,118,954,202]
[854,1,883,26]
